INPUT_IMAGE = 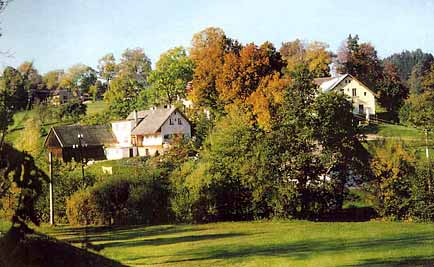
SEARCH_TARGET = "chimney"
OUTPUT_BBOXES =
[133,110,138,126]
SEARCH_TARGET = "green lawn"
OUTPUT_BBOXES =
[86,101,108,115]
[39,221,434,267]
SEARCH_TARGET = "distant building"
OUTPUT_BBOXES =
[314,74,376,119]
[106,106,191,160]
[51,90,75,105]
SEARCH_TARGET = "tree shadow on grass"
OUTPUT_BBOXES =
[341,256,434,267]
[50,224,206,245]
[0,227,127,267]
[102,232,248,249]
[143,231,434,266]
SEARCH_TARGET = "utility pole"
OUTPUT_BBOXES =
[73,132,88,250]
[49,152,54,225]
[425,129,432,192]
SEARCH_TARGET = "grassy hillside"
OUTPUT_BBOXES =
[38,221,434,267]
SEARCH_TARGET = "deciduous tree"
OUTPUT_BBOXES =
[148,47,193,105]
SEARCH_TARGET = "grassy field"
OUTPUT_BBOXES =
[86,101,108,115]
[37,221,434,267]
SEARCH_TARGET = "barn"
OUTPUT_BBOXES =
[44,125,117,162]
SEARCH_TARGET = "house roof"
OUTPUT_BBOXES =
[45,125,117,148]
[314,74,350,92]
[129,106,182,135]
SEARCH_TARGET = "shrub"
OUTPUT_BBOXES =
[66,170,170,226]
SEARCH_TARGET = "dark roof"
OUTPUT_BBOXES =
[131,106,178,135]
[47,125,117,148]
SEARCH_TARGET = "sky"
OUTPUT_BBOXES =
[1,0,434,74]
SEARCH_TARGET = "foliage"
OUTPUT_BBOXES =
[97,53,116,84]
[15,118,42,158]
[189,27,241,113]
[66,169,170,225]
[148,46,194,105]
[377,62,409,119]
[280,39,332,77]
[336,34,383,90]
[58,100,87,122]
[383,49,433,89]
[0,143,47,230]
[37,161,97,223]
[59,64,97,95]
[104,48,152,118]
[399,91,434,129]
[42,70,64,90]
[368,140,415,219]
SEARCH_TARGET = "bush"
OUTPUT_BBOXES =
[66,170,170,226]
[66,190,100,225]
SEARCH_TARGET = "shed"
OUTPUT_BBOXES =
[44,125,117,162]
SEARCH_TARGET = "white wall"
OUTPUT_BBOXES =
[142,134,163,146]
[111,120,135,146]
[160,111,192,140]
[335,77,376,115]
[105,147,130,160]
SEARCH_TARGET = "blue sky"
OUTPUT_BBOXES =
[1,0,434,74]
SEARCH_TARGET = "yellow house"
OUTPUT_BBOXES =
[314,74,376,119]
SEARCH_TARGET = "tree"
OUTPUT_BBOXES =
[312,92,370,209]
[377,62,409,117]
[217,42,284,105]
[118,48,151,85]
[0,143,47,233]
[43,70,64,90]
[280,40,331,77]
[189,27,241,113]
[399,91,434,128]
[148,47,194,105]
[421,62,434,92]
[383,49,433,86]
[59,64,97,95]
[104,48,152,117]
[368,140,415,219]
[1,66,27,110]
[97,53,117,84]
[336,34,383,90]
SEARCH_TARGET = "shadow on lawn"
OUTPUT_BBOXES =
[51,224,206,245]
[142,231,433,266]
[102,232,247,249]
[341,256,434,267]
[0,227,126,267]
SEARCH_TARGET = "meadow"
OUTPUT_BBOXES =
[37,220,434,267]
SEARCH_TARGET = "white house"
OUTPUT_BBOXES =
[105,106,191,160]
[314,74,376,119]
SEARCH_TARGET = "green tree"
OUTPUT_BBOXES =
[60,64,97,95]
[313,92,370,209]
[104,48,152,117]
[399,91,434,128]
[97,53,117,84]
[148,47,193,105]
[42,70,64,90]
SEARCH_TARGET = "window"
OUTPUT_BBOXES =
[352,88,357,97]
[169,118,174,125]
[359,104,364,114]
[364,92,367,96]
[164,134,170,140]
[178,118,182,125]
